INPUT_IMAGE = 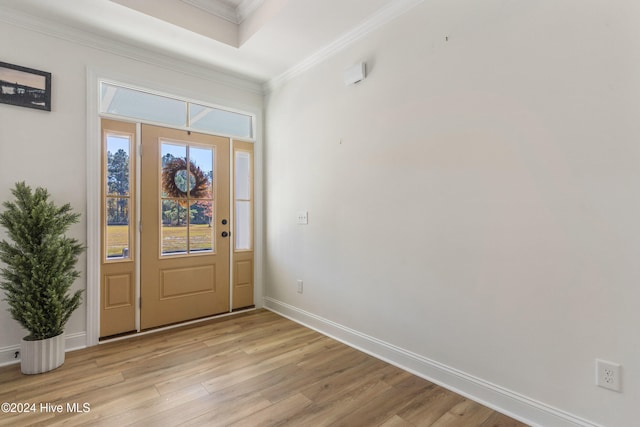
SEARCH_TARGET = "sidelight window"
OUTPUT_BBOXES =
[105,133,133,260]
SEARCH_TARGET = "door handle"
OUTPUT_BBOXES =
[221,231,230,238]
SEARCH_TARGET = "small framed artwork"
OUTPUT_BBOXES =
[0,61,51,111]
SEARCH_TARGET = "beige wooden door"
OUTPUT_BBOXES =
[140,124,230,330]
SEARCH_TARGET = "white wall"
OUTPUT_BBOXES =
[0,17,262,361]
[264,1,640,426]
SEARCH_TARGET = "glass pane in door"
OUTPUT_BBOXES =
[106,197,130,258]
[188,146,214,198]
[190,200,213,253]
[161,142,188,198]
[235,200,250,250]
[161,199,188,255]
[161,142,188,255]
[235,151,250,200]
[160,141,216,256]
[106,135,131,196]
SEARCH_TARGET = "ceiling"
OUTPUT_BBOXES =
[0,0,412,85]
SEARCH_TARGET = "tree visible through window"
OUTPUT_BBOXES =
[105,134,131,259]
[160,142,214,255]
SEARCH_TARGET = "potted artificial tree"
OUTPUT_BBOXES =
[0,182,84,374]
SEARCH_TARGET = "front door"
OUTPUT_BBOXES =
[140,124,230,329]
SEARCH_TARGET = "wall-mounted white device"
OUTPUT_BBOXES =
[344,62,366,86]
[297,211,308,225]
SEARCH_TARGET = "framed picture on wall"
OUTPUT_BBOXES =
[0,61,51,111]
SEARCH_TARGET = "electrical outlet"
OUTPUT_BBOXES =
[296,280,303,294]
[297,211,308,225]
[596,359,621,392]
[0,349,20,366]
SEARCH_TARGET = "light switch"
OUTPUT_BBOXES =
[297,211,308,225]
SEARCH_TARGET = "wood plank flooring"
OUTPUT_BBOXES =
[0,309,529,426]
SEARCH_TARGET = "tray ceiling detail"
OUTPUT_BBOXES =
[181,0,264,24]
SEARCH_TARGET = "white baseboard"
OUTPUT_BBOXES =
[0,332,87,368]
[0,344,21,367]
[263,297,601,427]
[65,331,88,352]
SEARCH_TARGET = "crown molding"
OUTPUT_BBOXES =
[0,5,264,95]
[237,0,264,23]
[181,0,263,24]
[264,0,425,93]
[181,0,238,23]
[0,0,427,96]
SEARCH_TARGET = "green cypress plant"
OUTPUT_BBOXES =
[0,182,84,341]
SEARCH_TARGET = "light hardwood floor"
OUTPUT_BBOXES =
[0,309,528,426]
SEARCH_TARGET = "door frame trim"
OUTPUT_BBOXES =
[86,67,264,346]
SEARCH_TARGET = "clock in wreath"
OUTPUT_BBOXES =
[162,158,210,199]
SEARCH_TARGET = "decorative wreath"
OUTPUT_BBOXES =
[162,158,210,199]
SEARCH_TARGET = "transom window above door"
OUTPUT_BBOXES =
[100,82,254,139]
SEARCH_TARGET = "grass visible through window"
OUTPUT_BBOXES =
[106,224,213,257]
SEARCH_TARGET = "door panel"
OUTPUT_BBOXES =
[160,265,215,297]
[140,124,230,329]
[233,255,253,309]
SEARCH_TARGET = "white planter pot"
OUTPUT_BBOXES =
[20,332,65,375]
